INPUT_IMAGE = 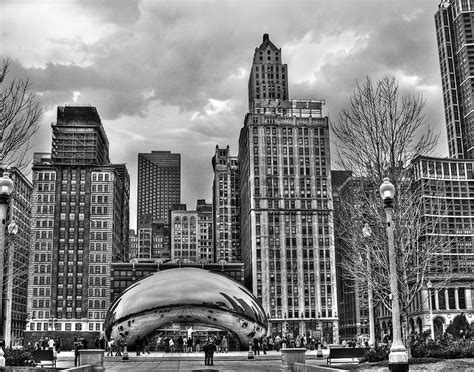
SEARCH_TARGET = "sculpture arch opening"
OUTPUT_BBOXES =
[104,268,267,350]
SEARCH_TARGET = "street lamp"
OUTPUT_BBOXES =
[0,172,14,367]
[427,280,435,339]
[379,178,408,372]
[362,223,375,348]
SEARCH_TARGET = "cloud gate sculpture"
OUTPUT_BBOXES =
[105,268,268,349]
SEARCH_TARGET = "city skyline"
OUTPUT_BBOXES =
[1,0,447,229]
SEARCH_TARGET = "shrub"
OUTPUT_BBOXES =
[360,344,390,363]
[3,348,35,366]
[410,332,474,359]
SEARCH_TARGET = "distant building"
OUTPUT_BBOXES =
[135,214,170,261]
[129,229,138,260]
[0,167,32,346]
[239,34,338,343]
[25,106,130,347]
[137,151,181,226]
[435,0,474,159]
[170,201,213,263]
[212,146,240,263]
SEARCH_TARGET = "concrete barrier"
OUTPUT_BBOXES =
[64,366,92,372]
[281,348,306,372]
[78,349,104,372]
[293,363,349,372]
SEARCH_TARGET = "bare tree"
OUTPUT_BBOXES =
[332,77,451,349]
[0,60,42,171]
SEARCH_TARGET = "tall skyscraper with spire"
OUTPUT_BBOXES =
[435,0,474,159]
[239,34,338,343]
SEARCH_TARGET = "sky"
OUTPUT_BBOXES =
[1,0,446,229]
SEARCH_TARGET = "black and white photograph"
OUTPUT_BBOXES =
[0,0,473,370]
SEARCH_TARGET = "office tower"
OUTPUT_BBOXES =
[25,106,130,348]
[170,201,213,263]
[435,0,474,159]
[0,168,32,346]
[52,106,110,165]
[137,151,181,226]
[129,229,138,259]
[212,146,240,262]
[248,33,289,112]
[408,156,474,336]
[135,214,170,261]
[239,35,338,343]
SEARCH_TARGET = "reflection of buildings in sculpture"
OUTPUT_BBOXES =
[212,146,241,263]
[110,261,244,303]
[0,167,32,346]
[170,201,213,263]
[239,34,338,343]
[135,214,170,260]
[105,268,267,349]
[25,106,130,345]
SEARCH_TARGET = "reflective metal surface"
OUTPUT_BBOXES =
[105,268,267,349]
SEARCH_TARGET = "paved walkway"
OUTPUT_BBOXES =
[55,349,329,371]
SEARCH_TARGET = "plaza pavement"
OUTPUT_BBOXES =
[55,349,330,371]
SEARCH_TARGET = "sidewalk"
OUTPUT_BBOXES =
[55,349,330,371]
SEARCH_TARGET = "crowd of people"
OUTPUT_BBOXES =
[27,336,62,353]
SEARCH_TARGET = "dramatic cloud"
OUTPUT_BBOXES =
[0,0,446,228]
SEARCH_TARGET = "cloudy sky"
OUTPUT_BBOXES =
[1,0,445,228]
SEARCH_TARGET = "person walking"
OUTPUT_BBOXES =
[107,338,115,356]
[115,338,123,357]
[262,336,268,355]
[204,339,216,366]
[195,337,201,352]
[220,336,228,353]
[253,337,260,356]
[56,337,61,353]
[74,337,83,367]
[136,337,142,356]
[169,337,175,352]
[186,337,193,352]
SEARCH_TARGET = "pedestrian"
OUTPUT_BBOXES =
[220,336,228,353]
[187,337,193,352]
[81,337,88,349]
[253,337,260,355]
[169,337,175,352]
[195,337,201,352]
[204,339,216,366]
[48,337,55,351]
[115,338,123,356]
[94,336,100,349]
[177,335,183,353]
[215,336,221,353]
[136,337,142,356]
[107,338,115,356]
[144,338,150,354]
[275,335,281,351]
[74,337,83,367]
[56,337,61,353]
[262,336,268,355]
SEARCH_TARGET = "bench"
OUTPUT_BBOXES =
[32,349,56,368]
[327,347,366,365]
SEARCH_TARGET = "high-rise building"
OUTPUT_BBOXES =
[212,146,240,262]
[25,106,130,348]
[137,151,181,226]
[135,214,170,261]
[170,201,213,263]
[407,156,474,336]
[0,168,32,346]
[248,33,289,112]
[435,0,474,159]
[239,34,338,343]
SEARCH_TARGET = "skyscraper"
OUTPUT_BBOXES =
[137,151,181,226]
[25,106,129,347]
[435,0,474,159]
[239,35,338,343]
[212,146,240,263]
[0,167,32,346]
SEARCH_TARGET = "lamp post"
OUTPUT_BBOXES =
[427,280,435,339]
[379,178,408,372]
[362,224,376,348]
[0,171,14,367]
